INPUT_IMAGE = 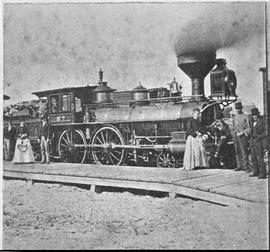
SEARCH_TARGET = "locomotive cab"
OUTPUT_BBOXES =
[32,86,97,124]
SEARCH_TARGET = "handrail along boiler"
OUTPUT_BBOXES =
[22,52,237,167]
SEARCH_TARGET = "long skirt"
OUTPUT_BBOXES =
[12,138,35,164]
[183,135,209,170]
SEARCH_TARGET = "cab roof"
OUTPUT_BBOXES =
[32,85,97,97]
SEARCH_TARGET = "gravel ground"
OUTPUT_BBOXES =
[2,179,269,250]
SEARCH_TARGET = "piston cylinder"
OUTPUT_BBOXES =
[168,131,186,155]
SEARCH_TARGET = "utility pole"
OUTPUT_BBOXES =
[263,2,269,164]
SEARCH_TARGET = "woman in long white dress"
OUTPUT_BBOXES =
[12,120,35,164]
[183,109,209,170]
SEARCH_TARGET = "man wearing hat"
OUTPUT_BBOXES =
[232,101,250,172]
[249,107,266,179]
[213,112,233,168]
[3,120,16,160]
[38,114,51,164]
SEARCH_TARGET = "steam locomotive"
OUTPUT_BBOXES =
[4,51,237,167]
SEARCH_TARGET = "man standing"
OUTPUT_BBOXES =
[38,115,50,164]
[249,108,266,179]
[232,102,250,171]
[213,112,233,169]
[3,120,16,160]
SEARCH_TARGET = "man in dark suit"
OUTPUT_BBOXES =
[38,114,51,164]
[249,107,266,179]
[3,120,16,160]
[213,112,233,169]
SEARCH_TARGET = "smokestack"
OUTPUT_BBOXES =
[177,51,216,100]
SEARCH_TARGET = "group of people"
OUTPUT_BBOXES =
[183,101,267,179]
[3,114,51,165]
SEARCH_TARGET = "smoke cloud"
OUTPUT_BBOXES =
[3,3,265,112]
[174,3,264,55]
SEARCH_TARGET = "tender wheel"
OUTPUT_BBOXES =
[157,152,176,168]
[91,126,125,166]
[58,129,87,163]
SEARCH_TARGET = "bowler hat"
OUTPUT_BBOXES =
[234,102,243,109]
[251,107,259,116]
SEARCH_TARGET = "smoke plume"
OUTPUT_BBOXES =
[174,3,264,55]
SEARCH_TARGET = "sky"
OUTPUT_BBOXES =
[3,1,268,113]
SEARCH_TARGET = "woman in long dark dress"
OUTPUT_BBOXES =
[183,108,209,170]
[12,120,35,163]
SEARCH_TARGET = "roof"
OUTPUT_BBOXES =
[131,83,148,93]
[93,82,115,93]
[32,85,97,97]
[10,110,32,118]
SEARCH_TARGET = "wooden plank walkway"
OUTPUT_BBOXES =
[3,161,268,207]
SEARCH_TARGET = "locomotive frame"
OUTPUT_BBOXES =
[29,84,227,168]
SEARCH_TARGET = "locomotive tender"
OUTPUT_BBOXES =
[7,51,237,167]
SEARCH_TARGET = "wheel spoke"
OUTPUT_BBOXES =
[108,131,114,143]
[60,143,69,148]
[70,130,73,143]
[112,149,122,155]
[62,136,69,146]
[109,151,120,162]
[101,131,106,143]
[75,150,83,159]
[107,152,115,165]
[72,152,79,163]
[96,136,103,144]
[66,132,71,144]
[105,130,109,143]
[110,135,118,143]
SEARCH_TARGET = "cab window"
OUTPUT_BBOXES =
[51,95,59,113]
[61,94,71,112]
[75,97,82,112]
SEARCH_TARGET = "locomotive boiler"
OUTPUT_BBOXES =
[8,51,237,168]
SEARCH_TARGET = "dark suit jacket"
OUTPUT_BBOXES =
[16,126,29,138]
[250,117,266,144]
[4,126,16,140]
[186,117,204,138]
[216,121,232,154]
[39,121,51,140]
